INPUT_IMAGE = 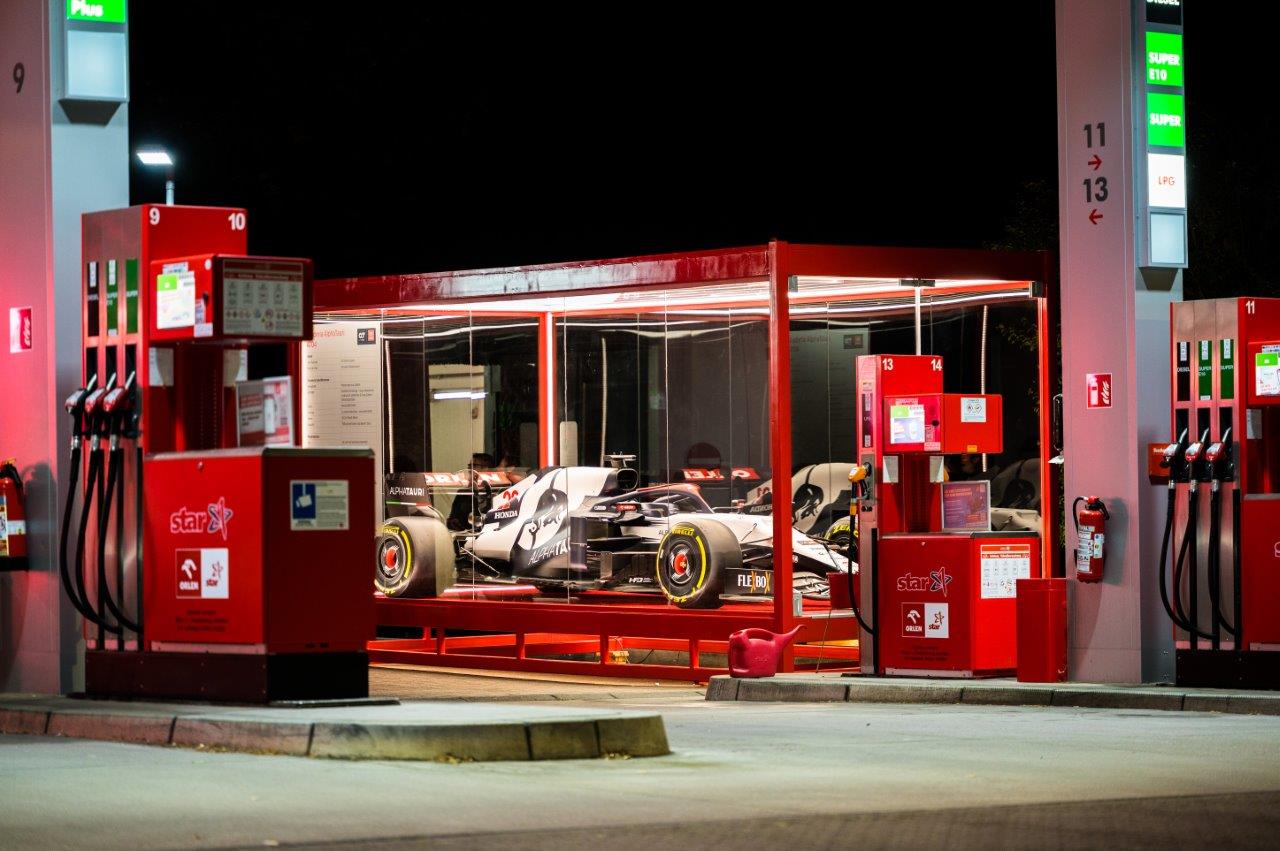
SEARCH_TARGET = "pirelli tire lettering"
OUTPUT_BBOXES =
[374,515,454,598]
[655,518,740,609]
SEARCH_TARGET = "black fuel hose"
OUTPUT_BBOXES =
[1207,485,1222,647]
[1207,486,1238,639]
[1169,488,1212,641]
[57,444,100,622]
[1156,484,1193,634]
[97,446,140,634]
[74,450,119,634]
[848,525,874,636]
[135,442,144,650]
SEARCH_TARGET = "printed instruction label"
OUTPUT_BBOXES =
[980,543,1032,599]
[155,264,196,329]
[291,480,349,530]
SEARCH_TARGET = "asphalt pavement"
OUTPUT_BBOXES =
[3,672,1280,848]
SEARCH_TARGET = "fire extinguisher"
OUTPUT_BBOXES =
[0,460,27,565]
[1072,495,1109,583]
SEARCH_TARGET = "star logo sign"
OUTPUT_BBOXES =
[929,566,953,596]
[206,497,234,541]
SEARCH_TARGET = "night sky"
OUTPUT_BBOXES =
[127,4,1275,298]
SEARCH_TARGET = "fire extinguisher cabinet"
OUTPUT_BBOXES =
[1016,577,1068,682]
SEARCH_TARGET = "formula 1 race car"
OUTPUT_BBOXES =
[375,464,853,609]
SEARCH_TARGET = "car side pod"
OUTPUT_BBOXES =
[727,625,803,678]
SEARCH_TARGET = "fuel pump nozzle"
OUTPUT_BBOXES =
[64,375,98,446]
[1160,428,1190,486]
[849,462,874,504]
[101,372,137,449]
[83,373,117,451]
[1183,429,1211,491]
[1205,427,1234,484]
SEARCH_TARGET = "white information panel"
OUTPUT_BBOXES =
[302,322,384,520]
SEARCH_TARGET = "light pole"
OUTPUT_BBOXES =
[135,148,175,204]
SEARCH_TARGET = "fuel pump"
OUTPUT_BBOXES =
[67,204,374,701]
[1165,297,1280,687]
[853,354,1039,676]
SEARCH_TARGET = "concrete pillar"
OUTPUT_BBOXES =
[0,0,128,692]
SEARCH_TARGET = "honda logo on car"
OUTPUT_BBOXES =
[169,497,234,540]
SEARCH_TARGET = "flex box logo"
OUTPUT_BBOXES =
[176,548,230,599]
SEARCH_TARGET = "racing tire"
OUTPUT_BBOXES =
[655,519,739,610]
[823,516,855,550]
[375,516,454,598]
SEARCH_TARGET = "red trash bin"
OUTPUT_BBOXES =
[1016,578,1068,682]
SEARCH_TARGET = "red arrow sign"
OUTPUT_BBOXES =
[1089,209,1104,225]
[1088,154,1102,171]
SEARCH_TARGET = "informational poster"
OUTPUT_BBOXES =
[980,543,1032,599]
[236,375,294,446]
[301,322,383,519]
[940,480,990,531]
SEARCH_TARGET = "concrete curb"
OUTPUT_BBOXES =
[705,675,1280,715]
[0,699,670,762]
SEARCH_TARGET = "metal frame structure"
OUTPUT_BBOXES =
[312,241,1056,680]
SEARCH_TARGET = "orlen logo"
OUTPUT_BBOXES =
[169,497,235,541]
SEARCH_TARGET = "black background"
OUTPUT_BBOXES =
[128,3,1276,298]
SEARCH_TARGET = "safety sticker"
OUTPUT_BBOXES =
[291,480,349,531]
[960,396,987,423]
[0,498,9,557]
[176,548,229,599]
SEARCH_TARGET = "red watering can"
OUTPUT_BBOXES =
[727,625,803,678]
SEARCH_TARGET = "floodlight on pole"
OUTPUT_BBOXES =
[135,148,175,205]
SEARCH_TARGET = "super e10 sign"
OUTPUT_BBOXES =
[1146,31,1183,87]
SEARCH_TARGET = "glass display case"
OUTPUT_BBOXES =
[305,243,1054,679]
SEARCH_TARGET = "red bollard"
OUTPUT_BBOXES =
[1016,578,1068,682]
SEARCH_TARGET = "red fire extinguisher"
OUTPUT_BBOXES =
[0,460,27,564]
[1072,495,1109,583]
